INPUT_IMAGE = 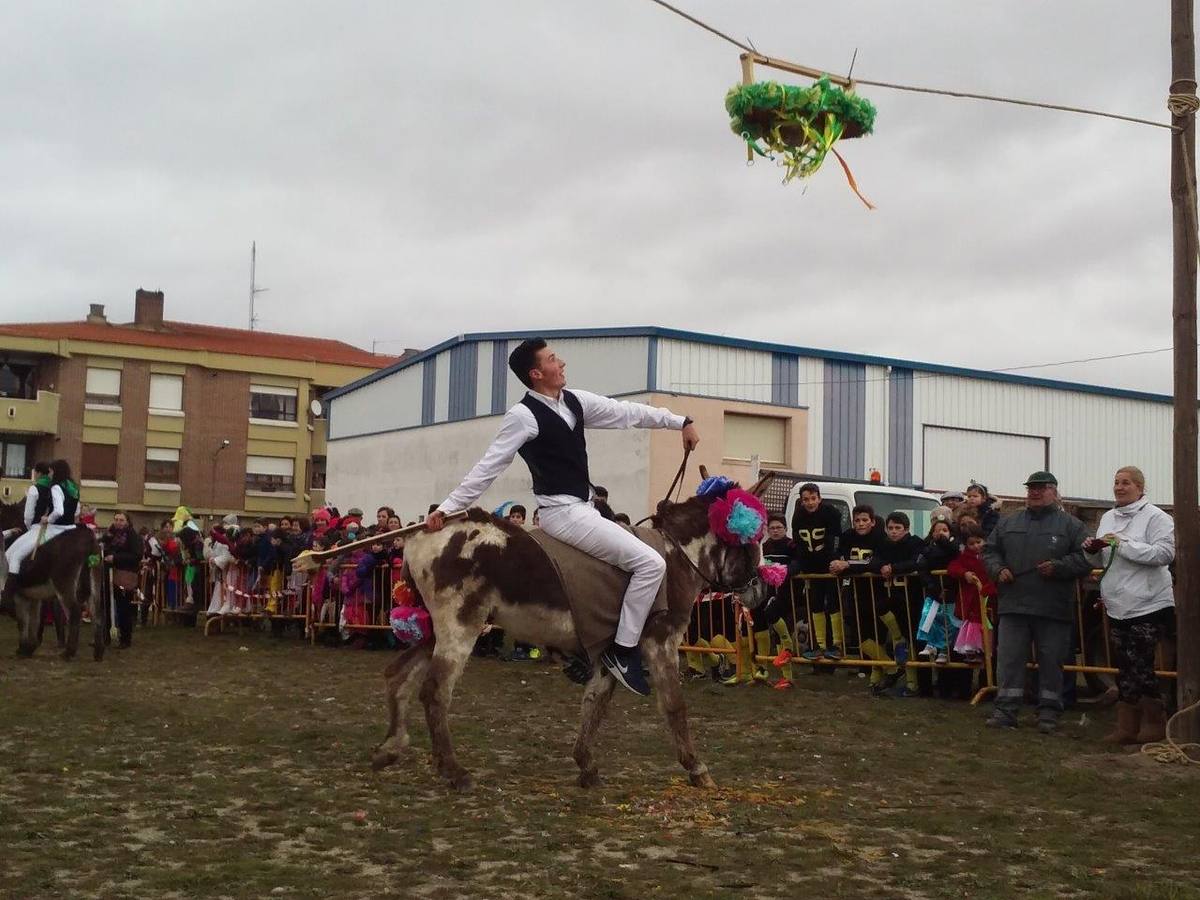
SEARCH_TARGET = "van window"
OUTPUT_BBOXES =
[855,490,939,537]
[828,499,851,532]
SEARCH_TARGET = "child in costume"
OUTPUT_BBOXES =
[172,506,203,608]
[789,483,844,662]
[947,526,995,662]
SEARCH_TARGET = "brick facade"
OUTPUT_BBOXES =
[116,360,149,505]
[180,367,251,513]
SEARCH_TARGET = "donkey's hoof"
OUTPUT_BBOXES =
[61,647,77,661]
[93,647,105,662]
[446,770,475,792]
[577,769,602,789]
[689,769,716,789]
[371,750,400,771]
[16,643,35,658]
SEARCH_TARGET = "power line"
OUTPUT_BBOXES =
[645,0,1176,131]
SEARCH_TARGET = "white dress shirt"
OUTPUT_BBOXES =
[438,389,686,515]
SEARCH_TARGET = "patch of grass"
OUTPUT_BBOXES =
[2,620,1200,899]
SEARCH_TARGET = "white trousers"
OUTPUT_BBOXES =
[5,524,74,575]
[538,501,666,648]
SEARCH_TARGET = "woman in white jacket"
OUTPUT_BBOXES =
[1085,466,1175,744]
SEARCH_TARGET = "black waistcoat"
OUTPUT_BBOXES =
[31,483,52,521]
[57,482,79,524]
[517,391,591,501]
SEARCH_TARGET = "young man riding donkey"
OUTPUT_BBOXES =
[1,459,105,661]
[374,338,772,790]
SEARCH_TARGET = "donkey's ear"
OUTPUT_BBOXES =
[747,471,774,498]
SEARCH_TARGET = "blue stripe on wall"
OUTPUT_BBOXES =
[888,368,914,486]
[646,336,658,391]
[771,353,799,406]
[447,343,477,422]
[822,360,866,479]
[421,358,436,426]
[491,340,508,414]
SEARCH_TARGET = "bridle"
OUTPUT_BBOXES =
[660,527,760,596]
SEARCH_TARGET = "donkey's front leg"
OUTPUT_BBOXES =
[573,668,617,788]
[644,637,716,789]
[419,637,476,791]
[372,642,433,771]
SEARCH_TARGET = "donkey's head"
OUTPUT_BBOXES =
[655,473,774,606]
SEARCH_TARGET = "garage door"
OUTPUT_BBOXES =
[922,426,1048,496]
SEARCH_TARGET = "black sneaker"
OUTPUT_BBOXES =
[600,644,652,696]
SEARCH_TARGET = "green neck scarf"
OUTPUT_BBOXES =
[34,476,51,488]
[58,479,79,500]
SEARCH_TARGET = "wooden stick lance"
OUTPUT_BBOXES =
[290,511,468,573]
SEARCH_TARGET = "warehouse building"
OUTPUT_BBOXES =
[324,327,1175,522]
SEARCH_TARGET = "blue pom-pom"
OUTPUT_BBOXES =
[726,500,764,541]
[696,475,735,499]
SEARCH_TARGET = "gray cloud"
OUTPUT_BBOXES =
[0,1,1185,395]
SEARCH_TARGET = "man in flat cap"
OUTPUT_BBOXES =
[982,471,1091,733]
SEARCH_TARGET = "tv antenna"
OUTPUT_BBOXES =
[248,241,270,330]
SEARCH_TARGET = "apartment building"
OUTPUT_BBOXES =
[0,289,399,525]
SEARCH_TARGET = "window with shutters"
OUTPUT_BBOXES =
[84,367,121,407]
[249,385,298,422]
[145,447,180,486]
[81,442,118,482]
[246,455,294,493]
[148,374,183,413]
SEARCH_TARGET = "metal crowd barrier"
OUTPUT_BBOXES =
[678,570,1177,704]
[306,562,399,643]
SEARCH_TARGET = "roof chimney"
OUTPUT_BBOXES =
[134,289,165,329]
[86,303,107,325]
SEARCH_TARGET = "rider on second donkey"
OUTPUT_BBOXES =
[426,338,700,696]
[2,459,80,601]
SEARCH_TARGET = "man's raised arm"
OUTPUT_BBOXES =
[572,390,699,449]
[427,410,533,530]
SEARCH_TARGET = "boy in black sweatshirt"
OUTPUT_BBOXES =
[829,505,894,691]
[868,511,925,696]
[790,483,844,661]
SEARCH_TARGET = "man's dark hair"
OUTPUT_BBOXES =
[799,482,821,497]
[852,504,876,519]
[508,338,547,389]
[592,485,609,499]
[886,511,910,529]
[614,512,631,525]
[767,513,787,526]
[50,458,73,483]
[32,461,50,477]
[509,504,527,518]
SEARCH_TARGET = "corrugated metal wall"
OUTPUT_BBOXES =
[822,360,866,479]
[656,338,773,404]
[887,368,914,485]
[447,343,478,422]
[911,373,1175,502]
[328,364,424,439]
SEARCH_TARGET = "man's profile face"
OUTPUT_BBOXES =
[530,348,567,391]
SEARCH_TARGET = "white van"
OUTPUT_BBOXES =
[775,476,941,537]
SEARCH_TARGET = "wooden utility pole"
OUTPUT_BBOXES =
[1171,0,1199,738]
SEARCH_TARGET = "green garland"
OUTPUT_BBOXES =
[725,76,876,183]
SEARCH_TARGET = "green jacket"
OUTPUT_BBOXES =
[982,505,1091,621]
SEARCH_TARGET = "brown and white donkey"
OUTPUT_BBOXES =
[370,486,768,792]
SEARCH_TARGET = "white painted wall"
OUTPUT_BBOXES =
[792,355,824,475]
[433,351,450,423]
[912,373,1175,502]
[326,406,654,522]
[327,365,422,439]
[863,363,890,478]
[656,339,773,404]
[924,426,1048,496]
[474,343,492,416]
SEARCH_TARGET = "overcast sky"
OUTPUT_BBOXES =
[0,2,1186,394]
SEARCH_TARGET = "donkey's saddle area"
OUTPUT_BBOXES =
[527,526,670,665]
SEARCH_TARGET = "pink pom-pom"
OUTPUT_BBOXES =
[707,488,768,546]
[759,563,788,588]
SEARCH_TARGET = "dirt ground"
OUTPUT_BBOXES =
[2,620,1199,900]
